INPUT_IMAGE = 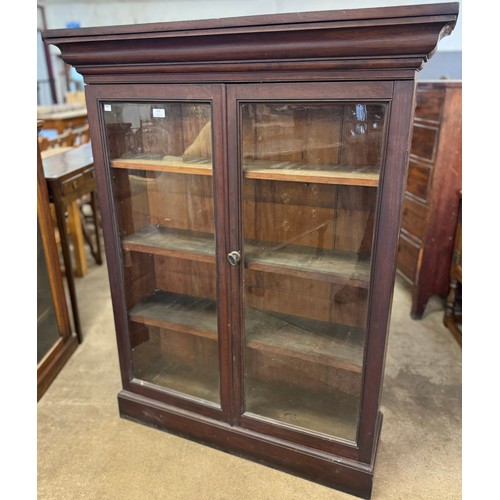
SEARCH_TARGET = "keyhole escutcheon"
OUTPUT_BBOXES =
[227,251,241,266]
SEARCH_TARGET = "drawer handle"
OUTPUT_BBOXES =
[227,251,241,266]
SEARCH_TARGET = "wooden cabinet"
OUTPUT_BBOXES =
[37,121,79,400]
[43,4,458,498]
[397,80,462,318]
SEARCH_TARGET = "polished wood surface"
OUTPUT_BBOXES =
[42,141,93,179]
[397,80,462,318]
[44,4,459,498]
[37,121,78,400]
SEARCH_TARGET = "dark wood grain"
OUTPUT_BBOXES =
[410,123,438,161]
[356,79,416,463]
[405,158,431,201]
[401,196,429,241]
[119,390,375,498]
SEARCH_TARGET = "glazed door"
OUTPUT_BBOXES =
[227,82,399,453]
[87,84,231,418]
[87,80,412,446]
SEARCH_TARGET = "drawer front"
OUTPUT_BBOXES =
[406,158,432,201]
[397,235,421,283]
[410,124,438,162]
[414,89,445,122]
[401,197,428,241]
[61,167,96,197]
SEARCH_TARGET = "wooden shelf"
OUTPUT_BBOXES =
[246,309,364,373]
[128,291,364,375]
[244,160,379,186]
[129,291,218,339]
[111,154,212,176]
[245,240,371,288]
[244,376,359,440]
[122,226,215,264]
[110,155,379,186]
[122,226,370,287]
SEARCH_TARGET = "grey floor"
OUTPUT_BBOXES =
[37,252,462,500]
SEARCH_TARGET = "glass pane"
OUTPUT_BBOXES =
[37,220,60,363]
[103,101,220,405]
[241,102,386,441]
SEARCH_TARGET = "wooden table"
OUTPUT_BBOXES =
[42,146,88,277]
[37,104,88,134]
[42,142,102,342]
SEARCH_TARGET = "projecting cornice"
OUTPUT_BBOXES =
[43,2,459,82]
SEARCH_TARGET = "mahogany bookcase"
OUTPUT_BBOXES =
[43,4,458,497]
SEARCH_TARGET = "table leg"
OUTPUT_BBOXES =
[79,192,102,265]
[53,199,82,343]
[91,191,102,265]
[67,201,87,277]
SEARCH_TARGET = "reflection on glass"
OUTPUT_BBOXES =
[103,102,220,405]
[241,102,386,441]
[37,220,60,363]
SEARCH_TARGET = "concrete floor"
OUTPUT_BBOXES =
[37,253,462,500]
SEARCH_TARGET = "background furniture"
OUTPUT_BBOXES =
[65,90,86,105]
[38,123,90,151]
[444,191,462,346]
[40,130,95,280]
[37,102,88,134]
[44,4,458,498]
[42,142,103,342]
[397,80,462,318]
[37,120,79,400]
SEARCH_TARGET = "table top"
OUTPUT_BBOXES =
[37,104,87,121]
[41,146,72,160]
[42,142,94,180]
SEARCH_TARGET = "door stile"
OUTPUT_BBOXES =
[356,79,416,463]
[212,83,236,424]
[225,84,245,425]
[85,84,135,391]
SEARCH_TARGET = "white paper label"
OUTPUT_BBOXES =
[104,104,112,112]
[153,108,166,118]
